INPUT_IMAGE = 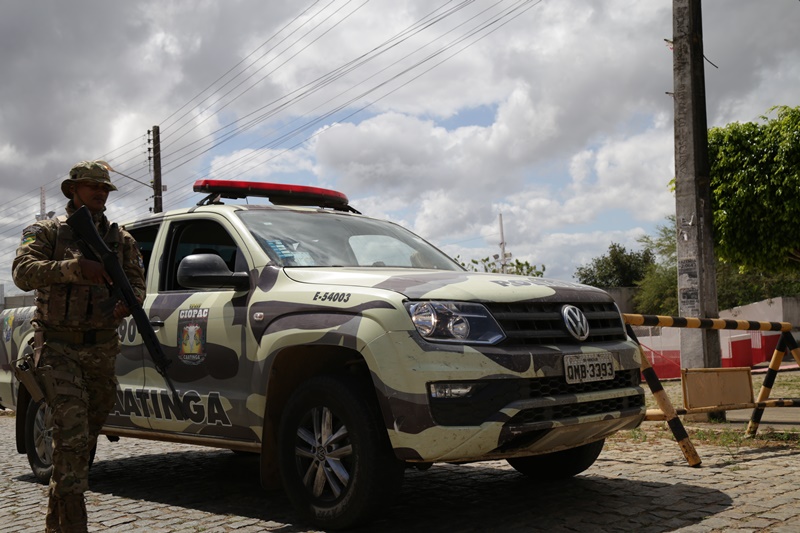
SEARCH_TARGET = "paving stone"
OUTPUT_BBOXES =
[4,417,800,532]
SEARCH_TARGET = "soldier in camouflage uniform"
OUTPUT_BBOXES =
[12,161,146,533]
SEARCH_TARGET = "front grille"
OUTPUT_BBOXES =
[430,369,641,426]
[485,301,626,346]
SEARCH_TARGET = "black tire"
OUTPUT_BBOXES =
[506,439,605,481]
[25,400,96,485]
[278,375,404,530]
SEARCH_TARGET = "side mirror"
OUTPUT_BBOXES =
[177,254,250,290]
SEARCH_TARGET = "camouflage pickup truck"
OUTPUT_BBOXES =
[0,179,645,529]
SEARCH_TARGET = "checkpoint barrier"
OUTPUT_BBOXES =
[744,332,800,436]
[623,313,800,465]
[625,323,701,467]
[645,398,800,421]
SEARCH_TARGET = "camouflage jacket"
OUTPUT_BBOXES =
[12,202,146,332]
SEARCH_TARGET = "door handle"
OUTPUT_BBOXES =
[150,319,165,328]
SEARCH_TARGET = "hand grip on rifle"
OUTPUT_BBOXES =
[66,206,184,416]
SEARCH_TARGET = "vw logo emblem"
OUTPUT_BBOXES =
[562,305,590,341]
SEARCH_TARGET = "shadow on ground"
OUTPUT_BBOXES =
[13,447,736,532]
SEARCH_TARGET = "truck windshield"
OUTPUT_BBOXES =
[237,209,462,270]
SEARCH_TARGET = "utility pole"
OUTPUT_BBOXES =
[673,0,720,370]
[152,125,163,213]
[35,187,54,221]
[499,213,507,273]
[497,213,512,273]
[36,187,46,221]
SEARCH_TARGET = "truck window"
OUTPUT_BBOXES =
[236,210,462,270]
[162,219,245,291]
[126,224,159,279]
[350,235,420,267]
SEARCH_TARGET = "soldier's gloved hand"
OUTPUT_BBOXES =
[78,257,113,286]
[113,301,131,320]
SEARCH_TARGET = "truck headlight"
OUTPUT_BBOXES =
[404,301,505,345]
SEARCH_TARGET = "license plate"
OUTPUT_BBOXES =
[564,353,615,384]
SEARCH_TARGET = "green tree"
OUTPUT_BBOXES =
[574,243,654,288]
[634,217,679,315]
[457,256,545,277]
[709,105,800,271]
[634,216,800,315]
[634,263,678,315]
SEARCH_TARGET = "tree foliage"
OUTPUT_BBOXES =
[709,105,800,271]
[634,217,800,315]
[457,256,545,277]
[634,263,679,316]
[633,217,679,315]
[574,243,655,288]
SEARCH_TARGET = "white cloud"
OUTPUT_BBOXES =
[563,121,675,222]
[1,0,800,293]
[209,147,316,182]
[0,143,22,168]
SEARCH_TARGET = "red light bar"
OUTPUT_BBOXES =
[193,179,350,209]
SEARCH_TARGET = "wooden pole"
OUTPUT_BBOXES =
[152,125,163,214]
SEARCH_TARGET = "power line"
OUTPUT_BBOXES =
[0,0,543,289]
[160,0,539,209]
[159,0,327,134]
[157,0,495,205]
[90,1,471,213]
[159,1,475,176]
[163,0,360,149]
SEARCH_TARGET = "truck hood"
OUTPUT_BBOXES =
[283,268,612,303]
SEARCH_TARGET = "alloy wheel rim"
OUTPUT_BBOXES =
[294,405,353,500]
[34,404,54,465]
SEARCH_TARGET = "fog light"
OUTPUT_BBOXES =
[429,382,475,399]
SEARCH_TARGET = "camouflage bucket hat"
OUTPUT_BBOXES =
[61,160,118,198]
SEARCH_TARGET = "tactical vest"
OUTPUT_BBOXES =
[35,216,124,331]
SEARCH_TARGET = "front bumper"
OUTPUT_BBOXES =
[365,331,646,463]
[391,379,645,463]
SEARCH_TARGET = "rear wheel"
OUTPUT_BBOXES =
[506,439,605,481]
[278,375,404,530]
[25,400,96,485]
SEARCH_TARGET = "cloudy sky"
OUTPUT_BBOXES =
[1,0,799,295]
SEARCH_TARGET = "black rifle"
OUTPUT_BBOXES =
[67,206,185,417]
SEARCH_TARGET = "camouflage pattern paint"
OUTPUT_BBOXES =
[2,201,645,469]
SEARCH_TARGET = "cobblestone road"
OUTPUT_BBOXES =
[2,415,800,532]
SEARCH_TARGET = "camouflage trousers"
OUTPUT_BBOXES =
[37,336,118,533]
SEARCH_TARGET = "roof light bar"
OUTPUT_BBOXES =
[193,179,354,211]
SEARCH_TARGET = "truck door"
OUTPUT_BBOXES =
[145,216,257,443]
[104,223,158,431]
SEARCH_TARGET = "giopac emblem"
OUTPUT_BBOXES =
[178,308,209,365]
[3,312,13,342]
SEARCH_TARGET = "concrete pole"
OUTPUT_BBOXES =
[673,0,721,370]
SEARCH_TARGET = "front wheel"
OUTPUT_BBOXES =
[25,399,54,484]
[25,400,96,485]
[506,439,605,481]
[278,375,404,530]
